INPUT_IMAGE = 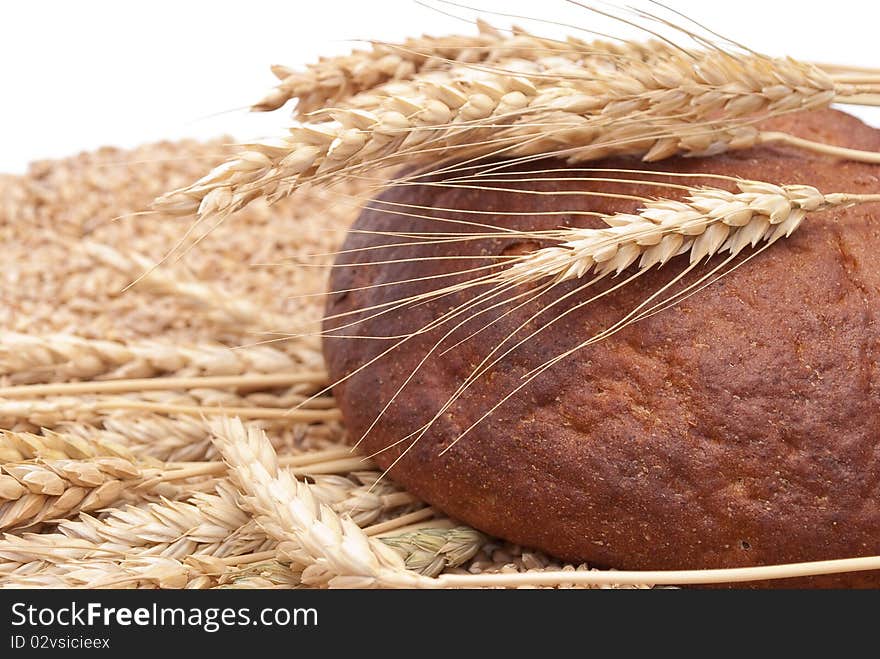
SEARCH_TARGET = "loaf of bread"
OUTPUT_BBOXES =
[323,109,880,587]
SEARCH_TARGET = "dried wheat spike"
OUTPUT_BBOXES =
[0,457,144,531]
[254,22,670,115]
[210,417,430,588]
[83,242,282,328]
[55,481,265,560]
[0,394,339,431]
[500,183,880,285]
[381,526,486,577]
[156,44,877,223]
[214,560,302,589]
[0,486,270,589]
[0,331,296,385]
[60,415,217,462]
[0,553,192,588]
[253,20,509,113]
[0,428,141,465]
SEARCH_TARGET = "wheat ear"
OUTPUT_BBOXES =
[0,428,142,465]
[0,332,300,385]
[60,416,218,462]
[0,373,330,403]
[213,523,484,587]
[0,457,146,531]
[1,469,422,587]
[155,44,878,223]
[210,417,430,587]
[381,525,485,576]
[58,416,344,464]
[498,183,880,286]
[0,483,270,587]
[254,20,508,113]
[83,242,283,328]
[0,396,340,431]
[254,22,674,115]
[0,555,193,589]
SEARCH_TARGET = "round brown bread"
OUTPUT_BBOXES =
[322,108,880,587]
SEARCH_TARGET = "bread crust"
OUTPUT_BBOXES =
[323,109,880,587]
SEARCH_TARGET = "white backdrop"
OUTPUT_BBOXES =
[3,0,878,173]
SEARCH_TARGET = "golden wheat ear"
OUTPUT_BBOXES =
[155,36,880,229]
[494,182,880,288]
[251,15,688,116]
[251,19,509,114]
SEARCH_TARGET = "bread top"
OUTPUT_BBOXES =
[323,109,880,586]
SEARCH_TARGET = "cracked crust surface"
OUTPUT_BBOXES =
[323,109,880,587]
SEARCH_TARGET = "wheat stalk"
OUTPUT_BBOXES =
[0,419,421,584]
[260,13,858,119]
[254,22,674,114]
[6,464,420,587]
[0,555,192,589]
[213,524,483,586]
[55,482,262,559]
[156,39,880,222]
[0,422,424,587]
[0,372,329,400]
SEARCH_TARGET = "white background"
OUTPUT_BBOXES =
[2,0,877,173]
